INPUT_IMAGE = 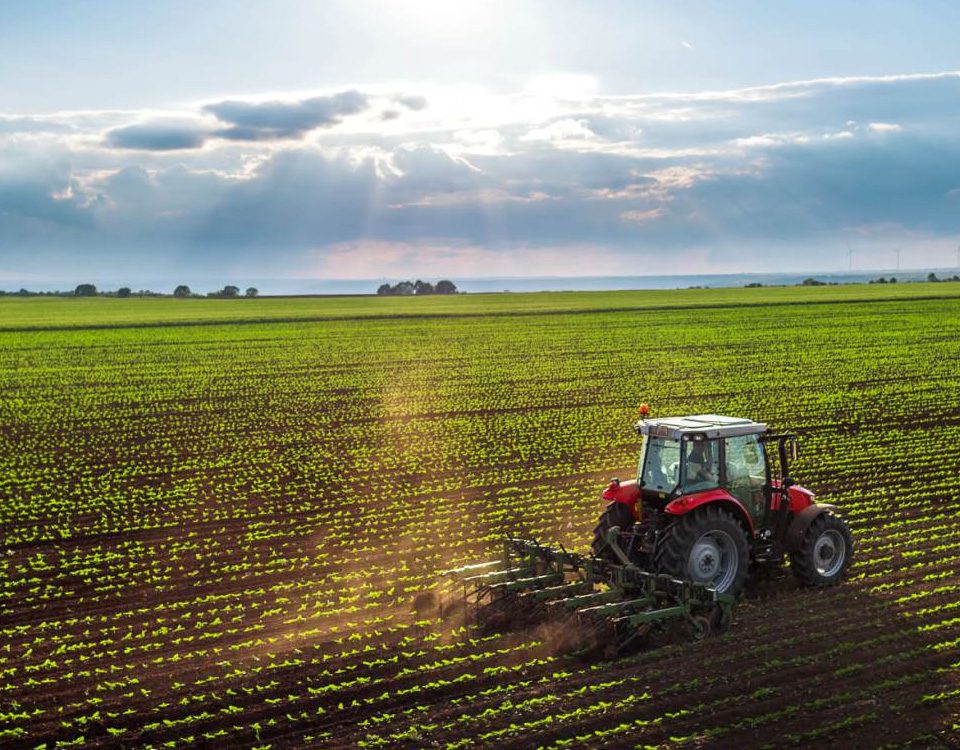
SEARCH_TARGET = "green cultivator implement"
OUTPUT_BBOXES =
[446,537,736,656]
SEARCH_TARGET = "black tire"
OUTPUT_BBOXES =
[790,513,853,587]
[654,506,750,597]
[591,502,635,560]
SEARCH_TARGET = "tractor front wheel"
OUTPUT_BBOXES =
[591,502,635,561]
[655,506,750,597]
[790,513,853,587]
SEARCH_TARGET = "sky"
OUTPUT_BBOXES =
[2,0,960,289]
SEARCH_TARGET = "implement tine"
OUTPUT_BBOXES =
[450,535,738,645]
[441,559,503,579]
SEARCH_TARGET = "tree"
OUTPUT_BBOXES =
[928,272,940,283]
[74,283,97,296]
[245,287,259,298]
[801,277,825,286]
[414,279,435,295]
[117,287,131,298]
[376,279,456,295]
[173,285,192,298]
[222,285,240,298]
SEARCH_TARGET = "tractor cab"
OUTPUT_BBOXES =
[636,415,772,520]
[591,411,851,599]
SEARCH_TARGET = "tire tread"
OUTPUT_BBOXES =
[790,513,854,587]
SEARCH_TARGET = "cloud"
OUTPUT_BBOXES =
[0,142,96,276]
[394,94,428,111]
[521,118,596,142]
[4,71,960,281]
[0,116,74,135]
[205,90,369,141]
[101,90,372,152]
[620,208,665,224]
[868,122,902,132]
[105,120,209,151]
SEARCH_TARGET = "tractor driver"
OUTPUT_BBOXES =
[684,439,718,491]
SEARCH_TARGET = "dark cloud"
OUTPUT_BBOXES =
[391,146,489,195]
[190,149,380,249]
[0,148,95,274]
[99,165,153,204]
[394,94,428,111]
[105,121,209,151]
[205,90,369,141]
[100,90,374,152]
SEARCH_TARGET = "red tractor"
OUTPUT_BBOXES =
[448,412,853,649]
[593,412,853,596]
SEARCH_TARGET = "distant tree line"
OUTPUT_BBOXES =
[204,286,259,298]
[0,284,260,298]
[376,279,458,296]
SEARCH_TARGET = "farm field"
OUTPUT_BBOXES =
[2,285,960,749]
[3,281,958,330]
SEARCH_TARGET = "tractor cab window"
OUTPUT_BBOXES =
[639,436,681,493]
[724,433,767,518]
[681,438,720,493]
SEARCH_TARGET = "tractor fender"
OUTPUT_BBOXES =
[784,503,837,553]
[601,478,640,509]
[664,489,755,536]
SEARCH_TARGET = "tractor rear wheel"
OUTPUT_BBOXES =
[655,506,750,597]
[790,513,853,587]
[591,502,635,561]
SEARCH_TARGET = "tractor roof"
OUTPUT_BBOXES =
[635,414,767,440]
